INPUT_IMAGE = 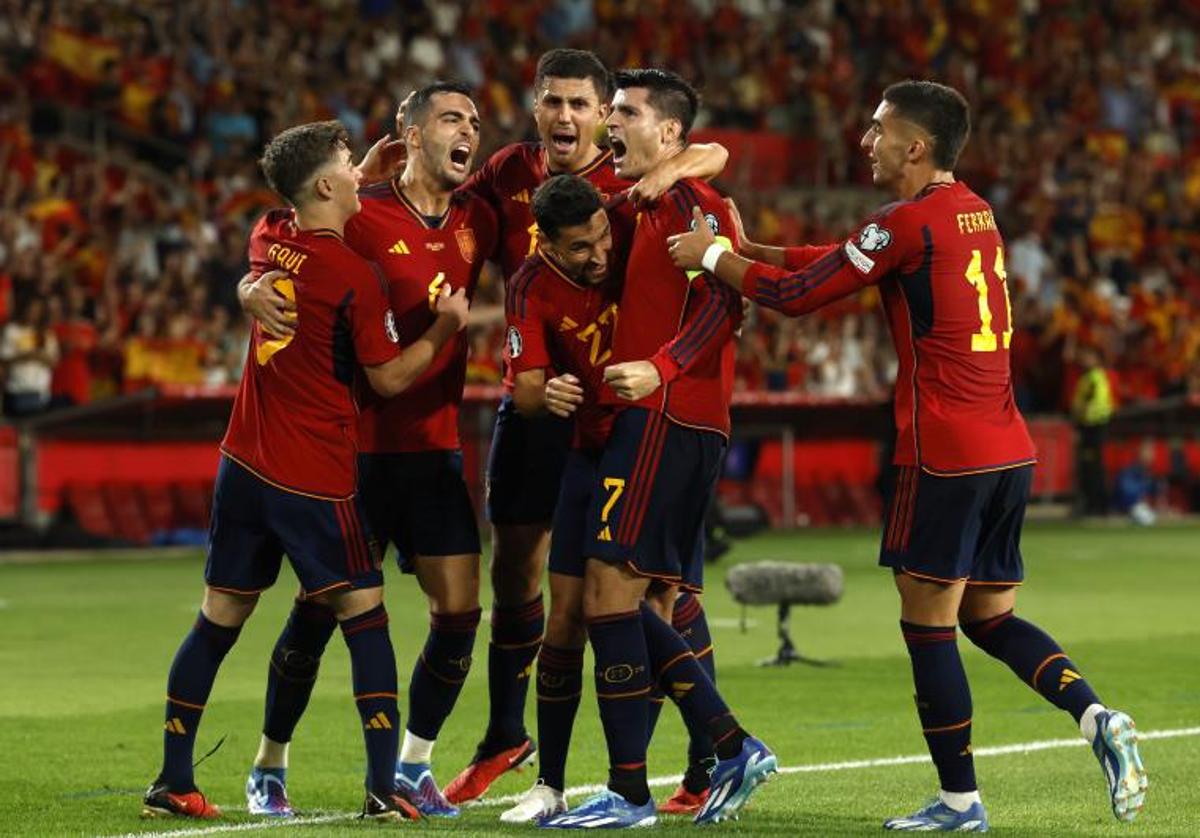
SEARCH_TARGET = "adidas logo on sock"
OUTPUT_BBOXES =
[1059,669,1082,691]
[365,711,393,730]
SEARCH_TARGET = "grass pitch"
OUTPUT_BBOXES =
[1,521,1197,836]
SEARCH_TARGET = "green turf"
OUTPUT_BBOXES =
[1,521,1197,836]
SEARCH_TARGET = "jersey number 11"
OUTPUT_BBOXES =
[964,247,1013,352]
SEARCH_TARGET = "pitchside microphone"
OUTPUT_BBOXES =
[724,561,844,667]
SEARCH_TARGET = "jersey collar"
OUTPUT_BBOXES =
[536,246,587,289]
[390,179,450,229]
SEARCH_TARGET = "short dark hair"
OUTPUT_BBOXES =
[613,68,699,141]
[531,174,603,241]
[259,120,349,206]
[535,49,612,102]
[404,80,474,129]
[882,80,971,170]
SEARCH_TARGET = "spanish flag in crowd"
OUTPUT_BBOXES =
[44,25,119,82]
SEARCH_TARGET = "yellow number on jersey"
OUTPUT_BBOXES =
[575,303,619,366]
[596,476,626,542]
[527,222,539,258]
[964,247,1012,352]
[427,271,446,310]
[255,277,297,365]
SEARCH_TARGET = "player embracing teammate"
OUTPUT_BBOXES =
[669,79,1147,831]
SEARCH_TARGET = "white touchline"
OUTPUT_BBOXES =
[99,725,1198,838]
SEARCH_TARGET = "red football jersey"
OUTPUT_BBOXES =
[222,209,400,498]
[504,249,622,450]
[601,178,743,437]
[464,142,631,279]
[344,181,498,453]
[742,180,1036,474]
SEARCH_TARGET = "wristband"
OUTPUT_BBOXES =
[701,242,726,273]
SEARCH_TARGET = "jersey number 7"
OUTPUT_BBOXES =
[964,246,1013,352]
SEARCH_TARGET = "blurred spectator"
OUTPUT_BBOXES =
[1071,346,1116,515]
[1,297,60,416]
[1113,440,1160,526]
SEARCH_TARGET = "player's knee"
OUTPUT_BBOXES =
[546,605,586,648]
[418,554,480,613]
[491,523,549,603]
[321,585,383,621]
[202,587,259,627]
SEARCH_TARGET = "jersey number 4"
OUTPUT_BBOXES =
[964,246,1013,352]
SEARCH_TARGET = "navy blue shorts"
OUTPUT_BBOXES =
[879,464,1033,585]
[548,448,602,579]
[583,408,723,593]
[357,450,482,572]
[206,456,383,597]
[485,395,573,526]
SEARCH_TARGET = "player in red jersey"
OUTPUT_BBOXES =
[668,80,1147,830]
[142,121,468,824]
[236,83,497,818]
[495,175,623,823]
[541,71,776,830]
[446,49,732,804]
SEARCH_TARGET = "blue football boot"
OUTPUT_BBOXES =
[1091,709,1147,822]
[395,761,459,817]
[693,736,777,825]
[539,789,657,829]
[245,766,294,817]
[884,798,989,832]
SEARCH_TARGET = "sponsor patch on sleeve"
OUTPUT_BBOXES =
[843,240,876,274]
[384,309,399,343]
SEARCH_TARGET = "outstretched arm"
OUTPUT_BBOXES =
[668,206,870,317]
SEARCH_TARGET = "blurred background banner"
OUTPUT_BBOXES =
[2,0,1199,545]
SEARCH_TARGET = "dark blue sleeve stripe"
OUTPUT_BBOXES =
[670,294,722,367]
[669,273,724,361]
[668,187,690,226]
[671,275,729,368]
[773,249,848,304]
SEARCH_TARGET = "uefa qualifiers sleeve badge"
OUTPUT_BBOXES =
[506,325,523,359]
[844,222,892,274]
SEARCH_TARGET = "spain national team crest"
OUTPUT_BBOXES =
[455,228,476,264]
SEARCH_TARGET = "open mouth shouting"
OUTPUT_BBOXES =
[449,143,472,174]
[609,137,627,164]
[549,130,578,158]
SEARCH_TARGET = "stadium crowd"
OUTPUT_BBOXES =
[1,0,1198,418]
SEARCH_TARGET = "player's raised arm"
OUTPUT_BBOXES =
[363,285,469,397]
[628,142,729,206]
[669,205,908,317]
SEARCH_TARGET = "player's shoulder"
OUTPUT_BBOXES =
[451,185,499,224]
[250,207,294,242]
[358,179,397,203]
[654,177,726,230]
[486,140,542,173]
[505,253,551,310]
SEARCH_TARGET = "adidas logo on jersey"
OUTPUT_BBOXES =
[511,189,531,204]
[389,240,410,255]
